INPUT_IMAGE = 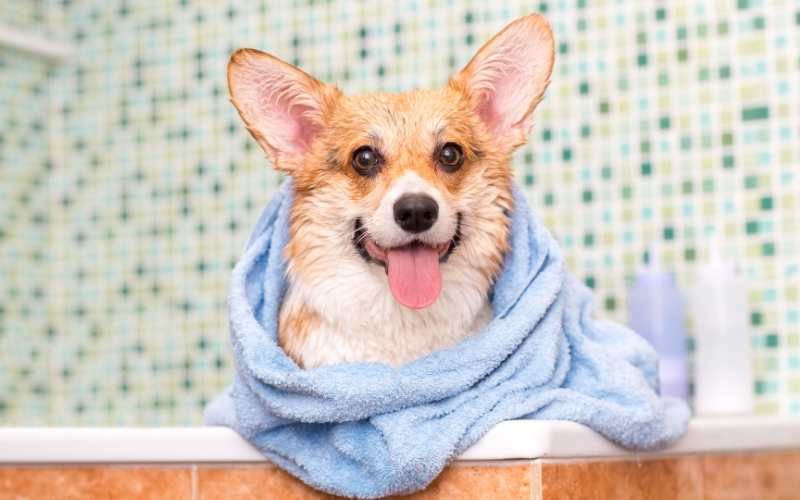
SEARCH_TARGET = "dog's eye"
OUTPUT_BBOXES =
[351,146,382,176]
[437,143,464,172]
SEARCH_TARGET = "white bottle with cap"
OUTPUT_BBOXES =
[688,245,754,415]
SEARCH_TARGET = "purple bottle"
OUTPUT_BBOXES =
[627,246,689,401]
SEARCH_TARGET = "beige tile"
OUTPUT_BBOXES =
[0,466,192,500]
[539,457,703,500]
[197,465,334,500]
[198,462,534,500]
[757,452,800,500]
[702,454,761,500]
[392,463,533,500]
[703,451,800,500]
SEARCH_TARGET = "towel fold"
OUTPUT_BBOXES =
[205,181,690,498]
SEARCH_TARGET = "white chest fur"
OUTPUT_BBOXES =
[279,255,494,368]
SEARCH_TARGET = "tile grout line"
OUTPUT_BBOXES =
[697,456,705,500]
[191,464,198,500]
[530,459,542,500]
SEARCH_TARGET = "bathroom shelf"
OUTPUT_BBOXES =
[1,417,798,463]
[0,24,74,62]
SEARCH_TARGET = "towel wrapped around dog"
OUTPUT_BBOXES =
[205,180,690,498]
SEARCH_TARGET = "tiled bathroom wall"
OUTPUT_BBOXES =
[0,1,46,33]
[0,48,53,424]
[0,0,798,425]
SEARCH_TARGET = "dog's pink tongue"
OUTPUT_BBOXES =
[386,245,442,309]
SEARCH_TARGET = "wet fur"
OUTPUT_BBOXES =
[228,15,554,368]
[281,88,513,367]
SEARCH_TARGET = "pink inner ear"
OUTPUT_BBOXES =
[253,79,322,157]
[231,55,324,160]
[464,17,553,138]
[282,102,321,156]
[474,65,530,135]
[473,49,542,136]
[475,92,502,134]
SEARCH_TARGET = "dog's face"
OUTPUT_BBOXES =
[228,15,553,312]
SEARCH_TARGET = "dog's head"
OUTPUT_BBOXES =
[229,15,554,312]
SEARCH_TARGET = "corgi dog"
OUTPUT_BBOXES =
[228,14,554,368]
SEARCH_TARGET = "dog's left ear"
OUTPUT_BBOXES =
[452,14,554,148]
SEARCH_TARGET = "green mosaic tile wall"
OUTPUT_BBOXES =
[0,48,52,424]
[0,0,798,425]
[0,1,46,33]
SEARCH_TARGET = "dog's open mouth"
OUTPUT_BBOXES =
[353,217,461,310]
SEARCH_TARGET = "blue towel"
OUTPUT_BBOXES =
[205,180,690,498]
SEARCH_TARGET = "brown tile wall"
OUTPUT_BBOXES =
[540,457,704,500]
[0,466,193,500]
[0,452,797,499]
[539,451,800,500]
[700,452,800,500]
[196,462,533,500]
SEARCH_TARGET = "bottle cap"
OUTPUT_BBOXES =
[697,239,739,282]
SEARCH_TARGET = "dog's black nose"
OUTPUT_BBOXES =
[393,194,438,233]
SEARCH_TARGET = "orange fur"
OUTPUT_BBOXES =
[284,86,514,298]
[278,304,321,368]
[228,14,554,367]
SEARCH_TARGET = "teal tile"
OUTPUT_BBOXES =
[742,106,770,121]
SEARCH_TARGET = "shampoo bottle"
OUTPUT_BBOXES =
[628,246,689,400]
[688,247,754,415]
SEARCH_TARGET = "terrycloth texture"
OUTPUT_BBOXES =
[205,181,690,498]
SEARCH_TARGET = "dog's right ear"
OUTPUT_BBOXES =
[228,49,339,171]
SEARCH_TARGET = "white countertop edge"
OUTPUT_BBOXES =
[0,417,798,464]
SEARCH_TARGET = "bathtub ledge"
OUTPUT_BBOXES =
[0,416,798,463]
